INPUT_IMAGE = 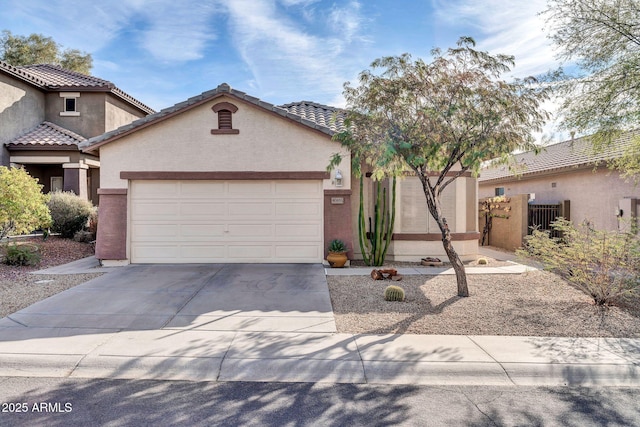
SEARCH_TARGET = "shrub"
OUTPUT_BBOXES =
[4,243,41,266]
[0,167,51,239]
[518,218,640,306]
[384,285,405,302]
[328,239,348,253]
[73,230,94,243]
[47,191,94,238]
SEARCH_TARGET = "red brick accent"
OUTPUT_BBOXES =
[95,189,128,260]
[324,190,353,259]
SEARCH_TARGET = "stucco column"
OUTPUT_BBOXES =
[62,162,89,199]
[96,188,128,264]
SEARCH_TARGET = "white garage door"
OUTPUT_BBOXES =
[130,180,324,263]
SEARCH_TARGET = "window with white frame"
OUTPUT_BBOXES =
[60,92,80,116]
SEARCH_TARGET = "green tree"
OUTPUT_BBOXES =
[331,37,548,297]
[0,30,92,74]
[543,0,640,180]
[0,167,51,239]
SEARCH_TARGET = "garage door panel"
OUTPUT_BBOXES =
[133,181,179,198]
[133,245,181,261]
[275,224,321,238]
[133,201,180,218]
[275,245,321,259]
[131,180,323,263]
[228,182,272,195]
[227,224,273,237]
[228,245,273,259]
[275,181,320,194]
[180,224,226,238]
[275,202,321,216]
[180,181,225,197]
[133,223,179,239]
[228,202,273,216]
[180,245,226,259]
[180,202,226,217]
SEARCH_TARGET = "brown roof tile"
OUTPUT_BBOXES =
[7,121,86,148]
[17,64,113,89]
[279,101,346,133]
[81,84,345,153]
[0,61,155,114]
[479,131,639,182]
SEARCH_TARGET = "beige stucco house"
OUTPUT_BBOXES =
[81,84,479,266]
[0,61,154,203]
[479,132,640,232]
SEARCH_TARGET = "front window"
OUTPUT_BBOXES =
[51,176,63,192]
[64,97,76,112]
[60,92,80,116]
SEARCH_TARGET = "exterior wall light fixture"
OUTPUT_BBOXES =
[335,169,343,187]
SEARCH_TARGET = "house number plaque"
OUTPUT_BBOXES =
[331,197,344,205]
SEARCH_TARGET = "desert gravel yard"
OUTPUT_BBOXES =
[2,237,639,338]
[328,270,640,338]
[0,237,102,318]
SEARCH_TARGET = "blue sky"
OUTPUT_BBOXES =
[1,0,561,138]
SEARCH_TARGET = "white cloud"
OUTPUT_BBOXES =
[136,3,220,62]
[223,0,368,102]
[432,0,556,77]
[328,1,364,43]
[2,0,220,63]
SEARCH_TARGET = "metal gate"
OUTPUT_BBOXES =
[528,203,562,236]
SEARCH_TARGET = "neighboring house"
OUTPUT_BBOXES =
[80,83,479,266]
[479,132,640,232]
[0,61,154,203]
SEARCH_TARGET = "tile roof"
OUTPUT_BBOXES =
[0,61,155,114]
[279,101,346,133]
[7,121,86,148]
[81,83,344,152]
[479,131,639,182]
[17,64,114,89]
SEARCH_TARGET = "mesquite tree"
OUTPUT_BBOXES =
[543,0,640,181]
[332,37,548,297]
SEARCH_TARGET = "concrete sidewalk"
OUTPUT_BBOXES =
[0,257,637,386]
[0,328,638,386]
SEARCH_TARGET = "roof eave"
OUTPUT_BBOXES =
[81,87,337,154]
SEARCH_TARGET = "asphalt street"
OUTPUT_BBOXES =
[1,377,639,426]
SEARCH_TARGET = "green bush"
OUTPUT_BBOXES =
[4,243,41,266]
[0,167,51,239]
[47,191,94,238]
[328,239,348,253]
[518,218,640,306]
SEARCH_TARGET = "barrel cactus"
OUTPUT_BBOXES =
[384,285,405,302]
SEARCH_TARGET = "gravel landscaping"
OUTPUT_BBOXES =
[328,269,640,338]
[0,236,102,318]
[2,237,638,338]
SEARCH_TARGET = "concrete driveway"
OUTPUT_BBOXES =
[3,263,336,333]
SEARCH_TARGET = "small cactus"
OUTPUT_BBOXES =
[384,285,405,302]
[477,257,489,265]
